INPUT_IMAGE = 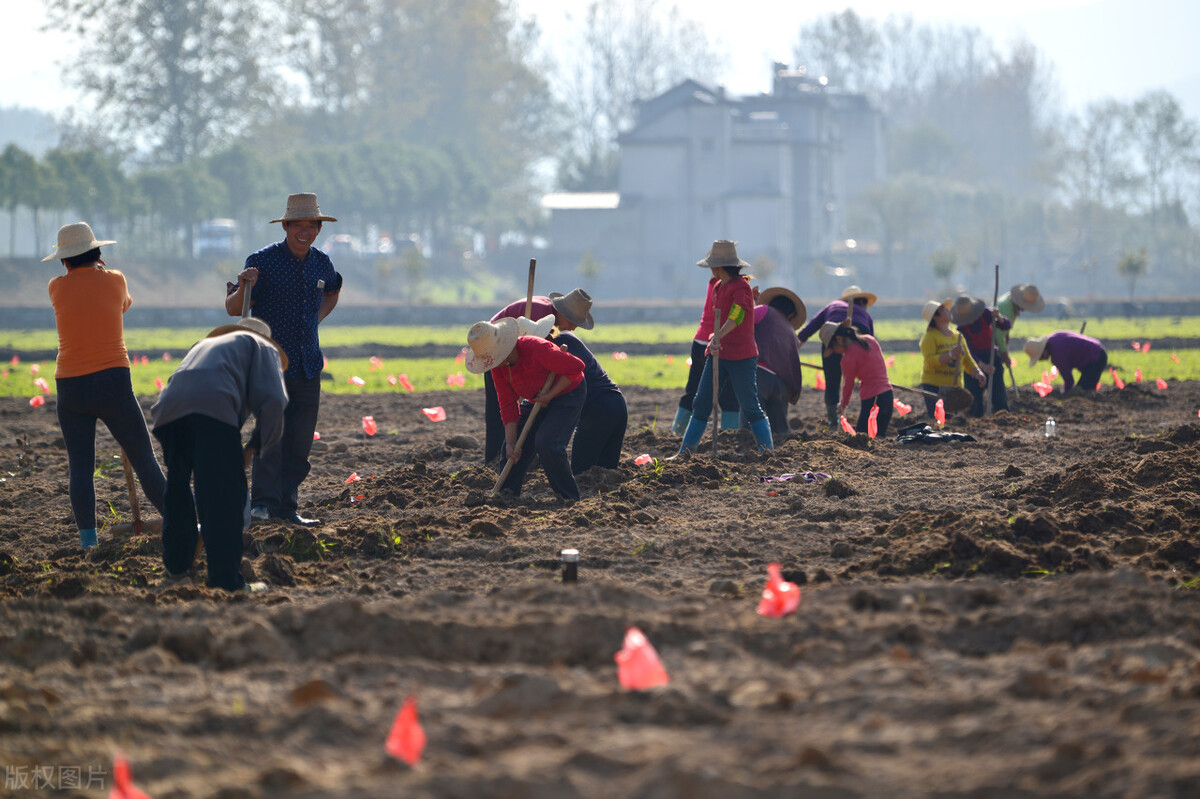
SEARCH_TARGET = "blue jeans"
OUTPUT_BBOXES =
[502,381,586,501]
[251,373,319,515]
[155,415,246,591]
[689,356,765,425]
[679,340,739,412]
[571,389,627,473]
[56,367,166,530]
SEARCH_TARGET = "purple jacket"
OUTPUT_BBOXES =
[1044,331,1105,391]
[797,300,874,343]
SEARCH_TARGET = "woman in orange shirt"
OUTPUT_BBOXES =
[45,223,166,549]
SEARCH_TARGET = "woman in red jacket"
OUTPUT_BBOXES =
[675,240,773,454]
[466,317,586,501]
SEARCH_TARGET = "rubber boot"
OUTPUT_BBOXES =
[825,403,838,428]
[80,528,98,549]
[749,417,775,451]
[677,415,709,455]
[721,410,741,431]
[671,406,691,437]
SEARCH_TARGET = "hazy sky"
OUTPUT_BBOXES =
[4,0,1198,119]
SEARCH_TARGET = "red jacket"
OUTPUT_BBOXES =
[493,336,585,424]
[706,277,757,361]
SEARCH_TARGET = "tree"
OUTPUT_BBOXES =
[1116,247,1149,301]
[552,0,726,190]
[0,145,38,258]
[930,247,958,288]
[46,0,277,165]
[791,9,882,93]
[1128,92,1198,239]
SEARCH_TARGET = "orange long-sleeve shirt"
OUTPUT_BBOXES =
[48,266,132,379]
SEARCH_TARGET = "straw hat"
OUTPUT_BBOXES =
[949,295,986,326]
[818,321,842,347]
[466,318,520,374]
[1024,335,1050,367]
[840,285,877,307]
[758,286,807,330]
[1010,284,1045,313]
[549,288,595,330]
[922,298,951,324]
[516,315,554,339]
[41,222,116,262]
[205,318,288,370]
[270,193,337,224]
[696,240,750,269]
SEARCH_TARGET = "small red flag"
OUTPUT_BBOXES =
[893,398,912,416]
[348,376,366,387]
[362,415,377,436]
[110,753,153,799]
[867,403,879,439]
[615,627,669,690]
[398,374,415,392]
[757,563,801,617]
[386,696,427,766]
[815,372,826,390]
[1156,376,1168,390]
[422,406,447,422]
[839,415,856,435]
[29,395,45,408]
[1110,368,1125,390]
[934,398,945,426]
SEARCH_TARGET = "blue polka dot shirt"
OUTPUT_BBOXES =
[238,241,342,379]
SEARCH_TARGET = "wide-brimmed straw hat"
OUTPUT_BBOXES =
[466,318,520,374]
[922,298,951,324]
[41,222,116,262]
[270,193,337,224]
[516,315,554,339]
[758,286,807,330]
[696,240,750,269]
[205,318,288,370]
[840,285,877,307]
[817,321,842,347]
[949,295,986,327]
[1010,284,1045,313]
[549,289,595,330]
[1024,335,1050,367]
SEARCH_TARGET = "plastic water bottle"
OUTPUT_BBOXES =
[1044,417,1056,438]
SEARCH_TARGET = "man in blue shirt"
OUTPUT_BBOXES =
[225,193,343,526]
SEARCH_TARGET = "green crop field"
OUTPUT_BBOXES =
[1,318,1197,399]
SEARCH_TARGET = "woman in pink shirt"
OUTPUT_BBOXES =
[466,317,586,502]
[675,240,773,454]
[821,321,895,438]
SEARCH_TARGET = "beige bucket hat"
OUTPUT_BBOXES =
[922,298,951,324]
[949,295,986,326]
[466,318,520,374]
[1010,284,1045,313]
[818,321,842,347]
[758,286,807,330]
[205,318,288,370]
[1024,335,1050,367]
[840,285,877,307]
[270,193,337,223]
[549,289,595,330]
[697,240,750,269]
[41,222,116,262]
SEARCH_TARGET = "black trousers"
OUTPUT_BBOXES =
[155,414,246,591]
[502,382,586,501]
[252,373,320,515]
[966,348,1009,416]
[1075,349,1109,391]
[571,389,628,473]
[853,389,895,438]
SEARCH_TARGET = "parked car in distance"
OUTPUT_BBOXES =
[194,218,237,258]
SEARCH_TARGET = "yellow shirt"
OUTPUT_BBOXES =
[48,266,132,379]
[919,326,978,387]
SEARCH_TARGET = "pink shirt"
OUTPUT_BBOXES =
[839,334,892,406]
[492,296,555,323]
[492,336,585,425]
[692,277,720,342]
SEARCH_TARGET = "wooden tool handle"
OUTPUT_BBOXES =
[491,372,556,495]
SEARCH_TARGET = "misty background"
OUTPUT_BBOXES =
[1,0,1198,310]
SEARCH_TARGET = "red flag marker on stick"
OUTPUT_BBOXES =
[867,404,879,439]
[110,753,152,799]
[1134,368,1143,383]
[397,374,415,392]
[615,627,669,690]
[815,372,826,390]
[893,398,912,416]
[756,563,801,618]
[1110,368,1125,389]
[422,407,447,422]
[1156,376,1168,390]
[386,696,427,766]
[934,398,945,426]
[29,395,45,408]
[839,415,855,435]
[348,376,366,387]
[362,416,377,436]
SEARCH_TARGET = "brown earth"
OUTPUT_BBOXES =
[2,380,1200,798]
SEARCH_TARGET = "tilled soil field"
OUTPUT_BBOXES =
[2,380,1200,798]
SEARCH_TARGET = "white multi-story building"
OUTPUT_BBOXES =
[543,65,885,299]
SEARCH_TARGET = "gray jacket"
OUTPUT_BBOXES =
[151,330,287,451]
